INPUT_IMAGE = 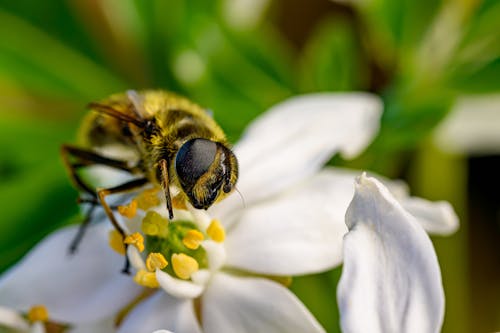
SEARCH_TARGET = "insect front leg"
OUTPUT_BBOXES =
[97,178,149,274]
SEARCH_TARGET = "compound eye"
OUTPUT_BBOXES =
[175,138,217,187]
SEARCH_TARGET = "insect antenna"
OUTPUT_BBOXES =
[88,102,144,127]
[234,186,246,208]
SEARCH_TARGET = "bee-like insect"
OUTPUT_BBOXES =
[61,90,238,269]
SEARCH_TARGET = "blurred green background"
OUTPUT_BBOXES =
[0,0,499,332]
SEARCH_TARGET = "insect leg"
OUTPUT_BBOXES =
[61,144,139,254]
[68,204,96,254]
[159,159,174,220]
[61,144,134,197]
[97,178,149,274]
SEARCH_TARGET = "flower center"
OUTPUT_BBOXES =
[110,187,227,288]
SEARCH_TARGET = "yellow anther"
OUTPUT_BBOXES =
[183,229,204,250]
[207,219,225,243]
[108,230,126,255]
[124,232,145,252]
[172,253,199,280]
[135,188,161,210]
[172,195,188,210]
[28,305,48,323]
[141,211,169,237]
[133,269,159,288]
[146,253,168,271]
[118,200,138,218]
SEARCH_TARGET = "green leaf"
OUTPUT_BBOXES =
[356,0,442,61]
[445,1,500,93]
[0,10,127,101]
[299,17,368,92]
[375,81,455,151]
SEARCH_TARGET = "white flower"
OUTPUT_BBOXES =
[338,174,445,333]
[0,305,114,333]
[0,92,458,332]
[0,305,45,333]
[434,94,500,155]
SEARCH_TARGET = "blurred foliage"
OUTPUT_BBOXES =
[0,0,499,332]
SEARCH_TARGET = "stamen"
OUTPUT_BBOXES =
[141,211,169,237]
[108,230,126,255]
[124,232,145,252]
[146,253,168,271]
[207,219,225,243]
[133,269,159,288]
[172,253,199,280]
[183,229,204,250]
[172,195,187,210]
[27,305,48,323]
[118,200,138,218]
[135,188,160,210]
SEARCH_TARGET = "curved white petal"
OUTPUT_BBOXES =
[338,174,444,333]
[0,306,30,331]
[225,170,353,275]
[118,292,201,333]
[128,246,146,271]
[202,272,325,333]
[156,270,204,299]
[366,171,460,236]
[216,93,382,212]
[400,197,459,235]
[0,224,143,324]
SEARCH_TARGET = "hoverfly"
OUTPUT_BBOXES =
[61,90,238,271]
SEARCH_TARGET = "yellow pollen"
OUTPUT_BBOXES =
[172,195,188,210]
[141,211,169,237]
[146,253,168,271]
[172,253,199,280]
[133,269,160,288]
[135,188,161,210]
[108,230,126,255]
[207,219,225,243]
[28,305,48,323]
[124,232,145,252]
[182,229,204,250]
[118,199,138,218]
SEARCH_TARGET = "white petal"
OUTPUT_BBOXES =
[368,171,460,236]
[128,246,146,271]
[400,197,459,235]
[190,269,211,286]
[118,292,201,333]
[230,93,382,205]
[225,170,353,275]
[0,306,30,331]
[338,174,445,333]
[156,270,204,299]
[434,94,500,155]
[0,224,143,324]
[201,240,226,272]
[202,272,325,333]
